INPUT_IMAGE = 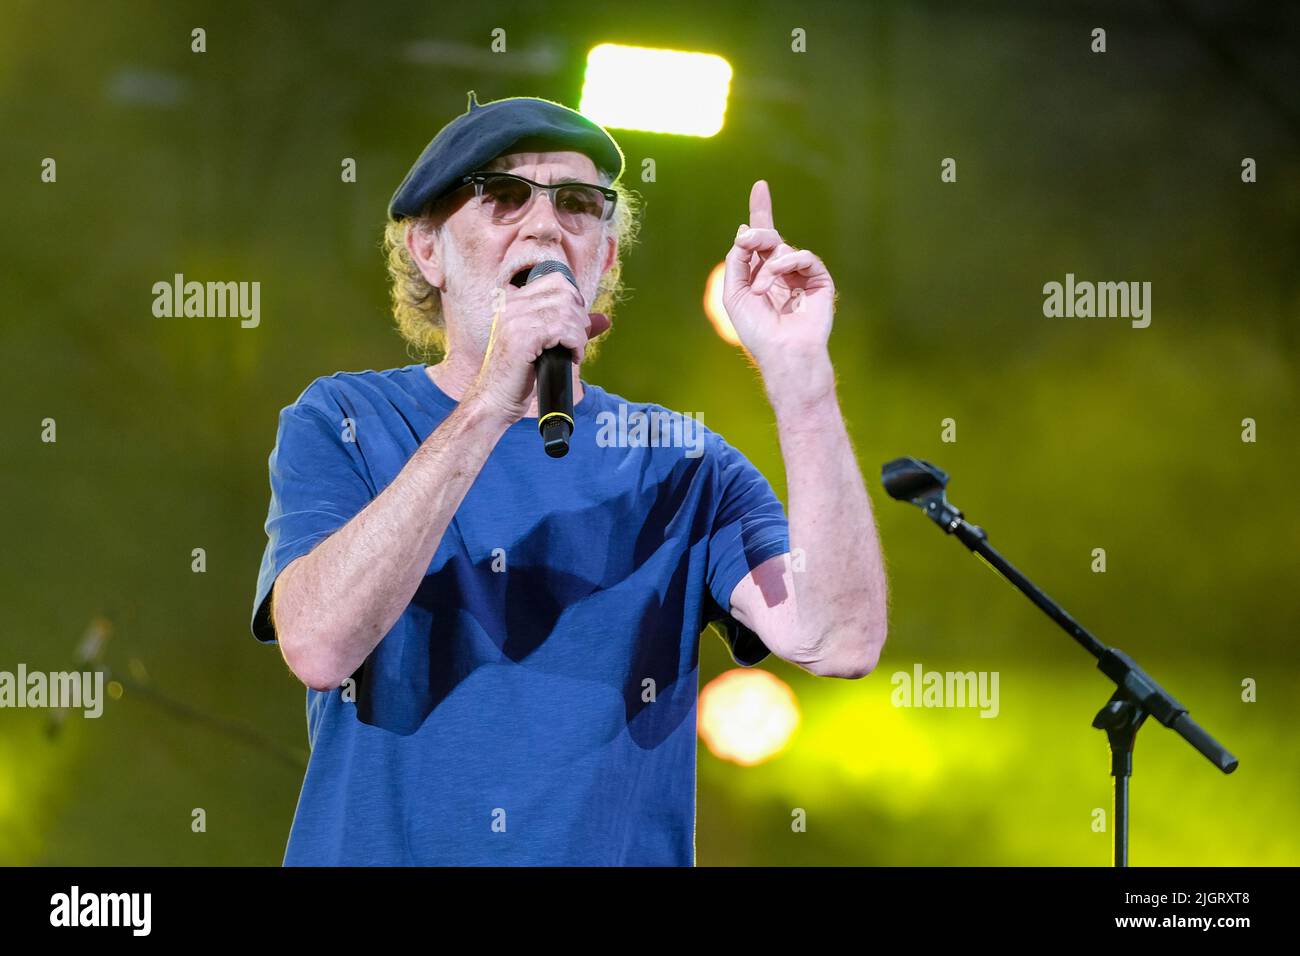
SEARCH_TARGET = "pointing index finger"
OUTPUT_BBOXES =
[749,180,774,231]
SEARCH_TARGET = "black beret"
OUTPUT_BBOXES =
[388,90,626,221]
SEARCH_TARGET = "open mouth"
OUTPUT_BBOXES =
[509,258,568,288]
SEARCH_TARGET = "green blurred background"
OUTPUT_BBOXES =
[1,0,1296,865]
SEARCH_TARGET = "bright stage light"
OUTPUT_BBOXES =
[703,261,742,346]
[698,668,801,766]
[580,44,732,137]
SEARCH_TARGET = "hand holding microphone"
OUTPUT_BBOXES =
[463,259,609,456]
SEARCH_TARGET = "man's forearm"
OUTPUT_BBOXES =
[272,397,509,690]
[765,352,888,675]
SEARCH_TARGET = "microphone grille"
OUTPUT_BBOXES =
[527,260,578,290]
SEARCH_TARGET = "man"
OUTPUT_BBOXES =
[251,91,888,866]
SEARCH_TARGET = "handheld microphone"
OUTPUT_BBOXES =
[521,260,579,458]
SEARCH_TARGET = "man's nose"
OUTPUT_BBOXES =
[519,190,564,240]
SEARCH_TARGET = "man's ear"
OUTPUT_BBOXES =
[404,219,446,291]
[601,231,618,278]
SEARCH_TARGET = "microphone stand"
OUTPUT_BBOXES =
[881,457,1238,866]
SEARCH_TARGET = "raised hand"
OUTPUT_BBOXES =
[722,180,836,373]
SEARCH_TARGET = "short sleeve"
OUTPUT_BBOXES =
[703,432,790,666]
[250,392,375,644]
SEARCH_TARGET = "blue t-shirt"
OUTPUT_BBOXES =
[251,363,789,865]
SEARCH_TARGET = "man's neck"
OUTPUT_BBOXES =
[426,352,585,419]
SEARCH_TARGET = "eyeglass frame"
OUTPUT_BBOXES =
[458,171,619,229]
